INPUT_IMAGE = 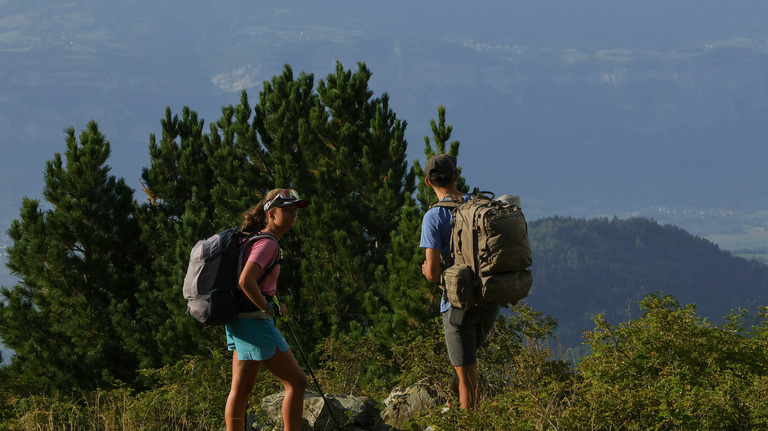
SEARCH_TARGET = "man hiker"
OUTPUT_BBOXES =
[420,154,500,410]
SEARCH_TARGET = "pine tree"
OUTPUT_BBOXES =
[253,65,322,302]
[133,99,275,366]
[416,105,467,209]
[128,107,218,368]
[132,82,317,367]
[373,106,467,343]
[305,62,413,342]
[253,64,319,191]
[252,62,415,351]
[130,62,416,370]
[0,121,142,392]
[208,91,272,222]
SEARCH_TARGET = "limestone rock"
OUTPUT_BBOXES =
[255,383,437,430]
[260,390,382,430]
[379,382,437,429]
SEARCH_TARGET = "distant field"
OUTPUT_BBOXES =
[703,209,768,264]
[732,252,768,265]
[707,230,768,251]
[705,223,768,252]
[640,206,768,257]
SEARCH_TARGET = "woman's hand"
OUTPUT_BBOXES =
[276,302,289,318]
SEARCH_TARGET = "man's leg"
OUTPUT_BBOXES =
[453,363,479,409]
[444,304,500,410]
[444,307,480,410]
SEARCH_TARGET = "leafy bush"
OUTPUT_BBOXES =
[405,296,768,431]
[406,304,574,430]
[315,317,453,401]
[5,295,768,430]
[389,317,455,396]
[315,329,396,399]
[1,350,278,431]
[569,294,768,430]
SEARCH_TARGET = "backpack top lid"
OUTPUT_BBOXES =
[496,194,521,209]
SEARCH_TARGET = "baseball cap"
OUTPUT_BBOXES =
[425,154,457,182]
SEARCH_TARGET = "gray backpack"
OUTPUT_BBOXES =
[183,228,280,325]
[433,189,532,309]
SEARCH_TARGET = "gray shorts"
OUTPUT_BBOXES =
[442,303,500,367]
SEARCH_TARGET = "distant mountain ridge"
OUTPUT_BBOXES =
[524,216,768,355]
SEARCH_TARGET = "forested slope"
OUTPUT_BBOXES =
[525,216,768,354]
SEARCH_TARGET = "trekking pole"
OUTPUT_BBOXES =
[274,296,342,429]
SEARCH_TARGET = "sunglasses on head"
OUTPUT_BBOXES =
[264,189,301,212]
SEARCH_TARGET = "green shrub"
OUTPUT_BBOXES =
[315,317,453,401]
[389,317,455,395]
[572,293,768,430]
[1,350,281,430]
[406,304,573,430]
[315,330,396,399]
[5,295,768,430]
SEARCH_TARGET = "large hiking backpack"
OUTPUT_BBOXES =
[433,189,533,309]
[183,228,280,325]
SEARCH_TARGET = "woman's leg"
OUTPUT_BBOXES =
[226,351,261,431]
[262,348,308,431]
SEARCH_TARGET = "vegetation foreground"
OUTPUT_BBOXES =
[3,295,768,430]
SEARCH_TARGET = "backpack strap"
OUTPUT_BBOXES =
[429,196,463,210]
[237,232,281,286]
[429,187,493,210]
[430,199,460,210]
[430,192,483,271]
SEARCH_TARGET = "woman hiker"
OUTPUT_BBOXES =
[225,188,309,431]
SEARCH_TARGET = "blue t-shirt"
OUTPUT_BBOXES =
[420,195,469,313]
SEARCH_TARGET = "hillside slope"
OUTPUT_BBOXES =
[524,216,768,355]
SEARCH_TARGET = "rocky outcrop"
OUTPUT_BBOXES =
[252,382,438,430]
[378,383,437,429]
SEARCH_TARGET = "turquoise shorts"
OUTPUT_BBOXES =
[226,317,290,361]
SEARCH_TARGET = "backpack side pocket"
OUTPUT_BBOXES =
[443,265,479,310]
